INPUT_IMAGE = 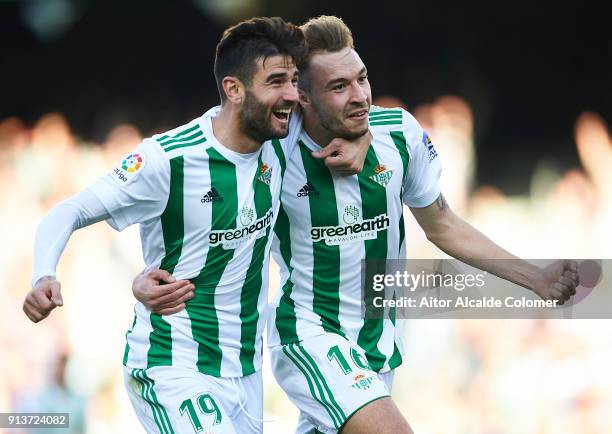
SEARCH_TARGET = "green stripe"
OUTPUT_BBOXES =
[357,147,389,372]
[164,137,207,153]
[271,138,286,176]
[122,314,137,365]
[368,114,403,122]
[239,154,273,375]
[296,344,346,422]
[370,120,403,126]
[398,212,405,251]
[390,131,409,252]
[159,130,203,147]
[157,124,200,142]
[142,371,175,434]
[369,109,402,118]
[390,131,409,180]
[186,147,238,377]
[388,340,403,369]
[388,288,403,370]
[274,205,298,344]
[299,141,343,336]
[132,369,166,434]
[159,157,185,272]
[284,346,343,429]
[148,156,185,368]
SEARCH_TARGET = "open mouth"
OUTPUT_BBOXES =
[272,107,292,121]
[348,109,368,120]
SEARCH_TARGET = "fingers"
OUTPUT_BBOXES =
[49,280,63,306]
[311,142,339,160]
[153,289,195,315]
[324,155,362,175]
[567,260,578,273]
[23,282,62,323]
[23,297,46,322]
[146,269,176,284]
[563,269,580,288]
[551,282,573,305]
[153,281,195,307]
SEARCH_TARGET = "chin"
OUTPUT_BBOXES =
[270,126,290,139]
[341,126,369,140]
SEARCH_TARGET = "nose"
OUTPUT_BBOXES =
[282,83,299,103]
[349,81,368,105]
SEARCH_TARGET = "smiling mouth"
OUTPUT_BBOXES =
[272,107,292,121]
[348,109,368,119]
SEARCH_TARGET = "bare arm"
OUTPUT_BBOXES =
[410,194,579,303]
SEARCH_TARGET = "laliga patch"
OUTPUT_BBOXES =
[422,132,438,162]
[112,151,146,185]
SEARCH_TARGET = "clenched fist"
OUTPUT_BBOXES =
[532,260,580,305]
[23,276,64,322]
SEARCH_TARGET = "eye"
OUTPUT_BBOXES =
[358,75,368,83]
[332,83,346,91]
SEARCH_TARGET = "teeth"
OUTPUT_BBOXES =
[274,108,292,114]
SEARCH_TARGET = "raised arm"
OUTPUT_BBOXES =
[410,194,579,304]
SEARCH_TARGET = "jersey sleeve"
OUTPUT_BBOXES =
[400,111,442,207]
[89,139,170,231]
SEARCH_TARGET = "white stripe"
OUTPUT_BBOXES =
[333,174,366,343]
[288,148,324,342]
[125,303,153,368]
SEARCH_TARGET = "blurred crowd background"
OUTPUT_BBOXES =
[1,1,610,433]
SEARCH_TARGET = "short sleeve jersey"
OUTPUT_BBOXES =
[269,107,441,372]
[91,107,301,377]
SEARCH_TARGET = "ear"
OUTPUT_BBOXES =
[298,88,310,107]
[222,77,244,104]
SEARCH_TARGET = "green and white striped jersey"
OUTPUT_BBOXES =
[269,107,442,372]
[90,107,299,377]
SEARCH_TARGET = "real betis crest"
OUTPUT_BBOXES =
[369,164,393,187]
[258,162,272,185]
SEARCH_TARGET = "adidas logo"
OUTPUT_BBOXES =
[297,181,320,197]
[201,187,223,203]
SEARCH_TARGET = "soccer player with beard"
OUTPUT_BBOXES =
[23,17,369,434]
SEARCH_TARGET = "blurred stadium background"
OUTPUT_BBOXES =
[1,1,610,433]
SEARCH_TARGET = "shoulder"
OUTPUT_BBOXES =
[150,116,209,160]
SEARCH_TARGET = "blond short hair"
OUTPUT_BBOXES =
[299,15,354,90]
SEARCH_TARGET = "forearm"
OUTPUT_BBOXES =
[428,213,544,292]
[32,189,110,286]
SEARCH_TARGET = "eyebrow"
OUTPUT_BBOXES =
[265,71,297,83]
[325,67,367,89]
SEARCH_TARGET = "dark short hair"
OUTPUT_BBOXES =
[214,17,307,102]
[298,16,355,91]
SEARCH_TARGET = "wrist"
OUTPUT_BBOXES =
[32,274,56,288]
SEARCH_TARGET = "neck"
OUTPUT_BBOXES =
[211,104,263,154]
[302,110,336,147]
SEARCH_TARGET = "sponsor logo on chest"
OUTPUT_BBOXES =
[209,208,274,249]
[310,205,390,246]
